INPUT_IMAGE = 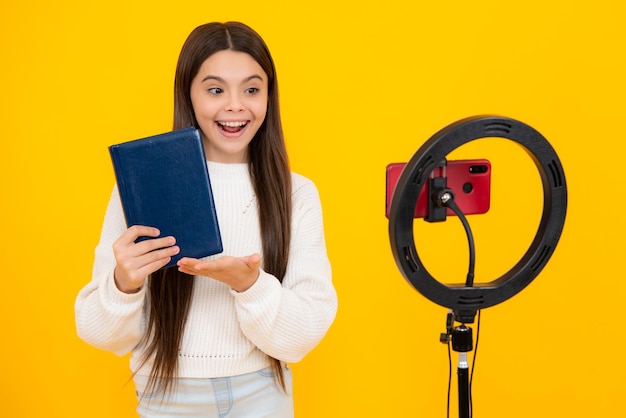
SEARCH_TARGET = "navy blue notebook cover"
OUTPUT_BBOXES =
[109,127,223,269]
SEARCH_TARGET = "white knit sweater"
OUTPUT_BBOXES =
[75,162,337,378]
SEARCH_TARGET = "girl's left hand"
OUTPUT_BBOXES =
[177,253,262,292]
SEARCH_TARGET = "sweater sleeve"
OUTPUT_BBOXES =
[231,176,338,363]
[74,186,147,356]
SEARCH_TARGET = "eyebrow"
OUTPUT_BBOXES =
[200,74,264,83]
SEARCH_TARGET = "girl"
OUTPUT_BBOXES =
[75,21,337,417]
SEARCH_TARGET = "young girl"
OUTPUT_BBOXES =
[75,21,338,417]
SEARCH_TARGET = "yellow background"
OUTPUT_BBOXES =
[1,0,624,417]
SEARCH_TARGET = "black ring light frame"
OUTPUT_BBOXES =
[389,115,567,317]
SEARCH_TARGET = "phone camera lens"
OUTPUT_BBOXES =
[469,164,488,174]
[463,182,473,193]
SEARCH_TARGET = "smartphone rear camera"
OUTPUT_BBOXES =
[462,182,473,193]
[469,164,488,174]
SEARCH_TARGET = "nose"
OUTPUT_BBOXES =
[226,93,245,112]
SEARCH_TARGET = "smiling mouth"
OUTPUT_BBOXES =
[218,121,248,134]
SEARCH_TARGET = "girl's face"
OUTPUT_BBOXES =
[190,50,268,163]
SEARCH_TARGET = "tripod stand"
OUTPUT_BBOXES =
[441,310,477,418]
[389,116,568,418]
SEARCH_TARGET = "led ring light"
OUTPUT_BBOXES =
[389,115,567,315]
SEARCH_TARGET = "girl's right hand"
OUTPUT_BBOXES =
[112,225,180,293]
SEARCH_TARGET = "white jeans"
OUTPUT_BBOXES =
[134,366,293,417]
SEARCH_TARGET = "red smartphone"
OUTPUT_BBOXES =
[385,159,491,218]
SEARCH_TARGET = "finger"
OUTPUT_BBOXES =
[135,255,176,278]
[114,237,177,272]
[177,257,226,277]
[176,258,197,270]
[123,225,161,243]
[177,257,199,266]
[113,227,163,256]
[143,245,180,264]
[177,258,209,274]
[177,264,196,276]
[117,242,179,271]
[177,257,223,268]
[177,255,258,277]
[177,264,203,276]
[119,245,180,281]
[134,236,177,255]
[242,253,262,270]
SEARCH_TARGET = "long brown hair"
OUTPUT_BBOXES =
[138,22,291,395]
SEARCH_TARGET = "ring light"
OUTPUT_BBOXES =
[388,115,567,315]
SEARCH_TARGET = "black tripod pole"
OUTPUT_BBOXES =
[457,351,470,418]
[452,320,473,418]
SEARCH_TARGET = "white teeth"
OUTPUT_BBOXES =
[219,121,247,127]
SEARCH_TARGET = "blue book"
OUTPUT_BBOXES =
[109,127,223,269]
